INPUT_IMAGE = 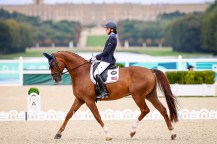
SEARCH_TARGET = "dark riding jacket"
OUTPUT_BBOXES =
[96,33,117,64]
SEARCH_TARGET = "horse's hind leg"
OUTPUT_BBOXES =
[130,94,150,138]
[146,88,176,140]
[55,98,84,139]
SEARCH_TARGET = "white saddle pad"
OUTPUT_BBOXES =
[90,62,119,84]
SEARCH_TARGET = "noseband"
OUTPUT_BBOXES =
[49,59,62,77]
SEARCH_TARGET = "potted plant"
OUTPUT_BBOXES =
[28,87,40,95]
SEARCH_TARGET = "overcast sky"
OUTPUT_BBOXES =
[0,0,215,4]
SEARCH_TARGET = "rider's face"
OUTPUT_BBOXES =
[105,27,111,34]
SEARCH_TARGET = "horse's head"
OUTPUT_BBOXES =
[43,53,65,83]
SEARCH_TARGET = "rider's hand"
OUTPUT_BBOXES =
[91,56,97,61]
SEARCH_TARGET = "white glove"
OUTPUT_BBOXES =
[91,56,97,61]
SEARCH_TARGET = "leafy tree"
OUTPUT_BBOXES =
[118,20,166,46]
[5,20,22,52]
[0,20,33,54]
[0,9,81,48]
[0,9,11,19]
[206,0,217,12]
[19,23,34,49]
[165,15,202,52]
[201,0,217,54]
[0,21,12,54]
[158,11,201,21]
[158,11,186,21]
[35,20,81,46]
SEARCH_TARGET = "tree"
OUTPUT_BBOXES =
[201,0,217,54]
[20,23,34,49]
[118,20,166,46]
[165,15,202,52]
[35,20,81,46]
[0,21,12,54]
[158,11,186,21]
[206,0,217,12]
[0,20,33,54]
[0,9,81,48]
[0,9,11,19]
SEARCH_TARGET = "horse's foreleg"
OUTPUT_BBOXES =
[86,101,112,141]
[130,95,150,138]
[54,98,84,139]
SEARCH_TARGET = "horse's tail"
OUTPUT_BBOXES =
[153,69,178,123]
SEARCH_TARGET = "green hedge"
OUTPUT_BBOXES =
[165,71,215,84]
[116,63,125,68]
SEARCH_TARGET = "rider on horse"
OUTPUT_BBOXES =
[91,22,118,99]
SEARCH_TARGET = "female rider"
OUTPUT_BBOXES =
[92,22,118,99]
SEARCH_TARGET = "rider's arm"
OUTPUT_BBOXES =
[96,36,116,60]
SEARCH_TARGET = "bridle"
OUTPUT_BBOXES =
[49,58,90,77]
[49,59,62,77]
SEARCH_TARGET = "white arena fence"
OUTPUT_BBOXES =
[1,109,217,121]
[0,56,216,96]
[0,56,217,86]
[0,93,217,121]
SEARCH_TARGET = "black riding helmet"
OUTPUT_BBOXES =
[104,22,117,30]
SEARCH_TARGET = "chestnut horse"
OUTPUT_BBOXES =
[43,51,178,141]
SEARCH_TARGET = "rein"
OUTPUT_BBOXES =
[61,61,90,75]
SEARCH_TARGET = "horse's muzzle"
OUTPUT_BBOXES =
[53,77,62,83]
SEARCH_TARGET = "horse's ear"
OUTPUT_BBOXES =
[43,53,53,61]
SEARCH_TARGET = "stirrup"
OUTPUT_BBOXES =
[96,92,108,99]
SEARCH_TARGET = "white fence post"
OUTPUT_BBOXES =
[178,55,182,70]
[19,56,23,86]
[125,62,129,67]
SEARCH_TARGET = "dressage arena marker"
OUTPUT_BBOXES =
[0,109,217,121]
[27,92,40,113]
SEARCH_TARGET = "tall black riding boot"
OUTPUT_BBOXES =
[96,75,108,99]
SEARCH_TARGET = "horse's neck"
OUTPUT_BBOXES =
[61,53,89,80]
[67,62,90,83]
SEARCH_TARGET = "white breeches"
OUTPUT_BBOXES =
[94,61,110,78]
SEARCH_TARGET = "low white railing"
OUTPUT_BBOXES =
[1,109,217,121]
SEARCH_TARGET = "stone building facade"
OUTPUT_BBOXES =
[0,0,210,25]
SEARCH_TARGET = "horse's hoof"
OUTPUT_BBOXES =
[171,134,176,140]
[106,137,112,141]
[54,133,62,139]
[130,131,136,138]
